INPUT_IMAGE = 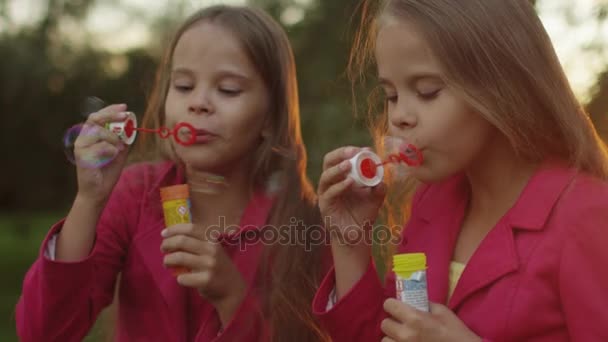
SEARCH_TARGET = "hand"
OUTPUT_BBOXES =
[381,299,482,342]
[73,104,130,205]
[161,224,246,311]
[317,146,386,245]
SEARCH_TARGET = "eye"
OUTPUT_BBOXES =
[219,87,242,96]
[385,94,398,104]
[417,89,441,100]
[174,84,193,92]
[382,88,398,104]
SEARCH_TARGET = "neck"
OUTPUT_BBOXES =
[185,162,255,229]
[464,135,538,224]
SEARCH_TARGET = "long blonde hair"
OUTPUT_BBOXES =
[349,0,608,263]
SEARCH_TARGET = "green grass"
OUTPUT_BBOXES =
[0,213,111,342]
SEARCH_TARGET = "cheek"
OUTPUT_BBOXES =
[226,94,268,139]
[224,110,266,146]
[437,115,494,169]
[419,101,493,170]
[164,96,179,123]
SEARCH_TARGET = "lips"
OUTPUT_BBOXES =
[194,128,214,136]
[175,125,218,145]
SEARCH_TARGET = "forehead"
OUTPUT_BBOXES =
[172,21,254,72]
[375,18,442,77]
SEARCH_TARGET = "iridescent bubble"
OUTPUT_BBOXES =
[63,123,82,165]
[81,96,106,118]
[380,136,423,180]
[62,123,115,169]
[186,164,228,195]
[382,136,408,156]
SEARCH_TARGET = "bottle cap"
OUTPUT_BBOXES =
[348,150,384,187]
[160,184,190,202]
[106,111,138,145]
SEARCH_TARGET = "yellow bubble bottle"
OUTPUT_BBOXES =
[393,253,429,312]
[160,184,191,275]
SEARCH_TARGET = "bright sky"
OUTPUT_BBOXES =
[3,0,607,101]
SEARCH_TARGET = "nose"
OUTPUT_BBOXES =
[188,89,214,115]
[389,104,417,131]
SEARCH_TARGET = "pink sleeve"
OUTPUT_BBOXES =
[311,185,430,341]
[312,261,387,341]
[559,206,608,341]
[16,174,136,342]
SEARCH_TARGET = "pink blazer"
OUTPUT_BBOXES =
[16,162,274,342]
[313,161,608,341]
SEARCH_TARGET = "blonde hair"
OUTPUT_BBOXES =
[349,0,608,264]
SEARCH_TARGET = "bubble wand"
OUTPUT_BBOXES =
[349,142,423,187]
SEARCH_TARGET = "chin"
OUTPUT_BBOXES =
[175,150,217,170]
[409,164,449,184]
[182,158,224,172]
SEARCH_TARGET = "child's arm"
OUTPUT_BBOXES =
[15,182,132,342]
[16,103,135,341]
[313,260,387,341]
[56,104,129,262]
[313,146,390,340]
[317,146,386,298]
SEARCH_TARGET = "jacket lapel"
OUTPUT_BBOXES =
[447,220,518,310]
[447,161,577,310]
[401,175,468,306]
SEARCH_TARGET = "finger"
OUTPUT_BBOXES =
[87,104,128,126]
[429,302,449,315]
[350,184,374,197]
[161,234,210,255]
[318,160,352,194]
[320,176,354,203]
[322,146,362,171]
[384,298,419,323]
[381,318,411,341]
[381,338,396,342]
[75,141,120,164]
[161,223,207,240]
[75,123,122,148]
[162,224,221,243]
[176,270,211,288]
[164,251,215,270]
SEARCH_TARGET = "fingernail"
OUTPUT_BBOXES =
[340,160,350,170]
[118,111,128,119]
[161,229,168,237]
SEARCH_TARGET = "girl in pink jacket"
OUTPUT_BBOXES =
[314,0,608,341]
[17,5,328,342]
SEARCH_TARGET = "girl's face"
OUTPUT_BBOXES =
[165,22,270,173]
[375,18,496,183]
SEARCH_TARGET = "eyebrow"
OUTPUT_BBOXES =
[171,67,253,82]
[378,72,443,87]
